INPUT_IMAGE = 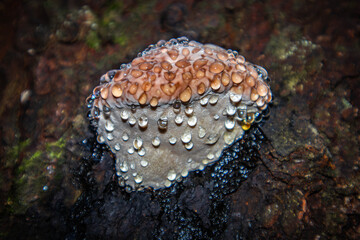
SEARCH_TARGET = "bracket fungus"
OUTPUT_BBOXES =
[86,37,272,190]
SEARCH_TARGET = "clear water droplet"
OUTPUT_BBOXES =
[169,137,177,145]
[152,137,161,147]
[138,115,148,128]
[120,161,129,172]
[187,116,197,127]
[133,137,143,150]
[209,95,219,105]
[138,147,146,156]
[120,110,129,120]
[225,119,235,130]
[181,130,192,143]
[175,115,184,125]
[122,132,129,141]
[140,160,149,167]
[167,170,177,181]
[184,141,193,150]
[198,126,206,138]
[134,175,143,184]
[114,143,121,151]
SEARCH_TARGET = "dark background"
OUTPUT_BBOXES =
[0,0,359,239]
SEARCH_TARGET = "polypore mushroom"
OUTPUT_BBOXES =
[86,37,272,190]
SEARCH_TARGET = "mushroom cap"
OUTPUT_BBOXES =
[87,37,272,190]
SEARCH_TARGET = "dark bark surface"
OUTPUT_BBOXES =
[0,0,359,239]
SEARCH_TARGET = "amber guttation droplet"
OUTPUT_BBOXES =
[250,88,259,101]
[153,66,162,73]
[167,49,179,60]
[179,86,192,102]
[164,71,176,81]
[197,82,206,95]
[196,69,205,78]
[161,83,177,96]
[217,52,228,61]
[245,75,255,87]
[111,83,123,97]
[132,57,145,66]
[211,74,221,90]
[131,69,143,78]
[192,47,201,54]
[204,47,213,55]
[182,72,193,82]
[209,61,225,74]
[257,83,268,96]
[193,59,208,71]
[231,72,243,84]
[182,48,190,56]
[221,72,230,86]
[150,97,158,107]
[100,87,109,99]
[138,92,147,105]
[142,81,152,92]
[230,85,244,95]
[161,61,172,70]
[175,59,191,68]
[236,64,246,72]
[129,83,138,95]
[139,62,154,71]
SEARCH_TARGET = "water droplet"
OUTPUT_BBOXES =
[97,135,105,143]
[199,164,205,171]
[167,170,177,181]
[225,119,235,130]
[140,160,148,167]
[169,137,177,145]
[175,115,183,125]
[134,175,143,184]
[128,116,137,126]
[198,126,206,138]
[93,107,100,117]
[200,96,209,106]
[152,137,161,147]
[205,133,219,145]
[224,131,237,145]
[226,105,237,116]
[130,163,135,169]
[157,116,168,130]
[128,147,134,154]
[181,170,188,177]
[187,116,197,127]
[107,133,114,141]
[165,180,172,187]
[105,120,114,132]
[114,143,121,151]
[184,141,193,150]
[187,158,192,163]
[202,159,209,165]
[181,130,192,143]
[229,92,242,103]
[121,110,129,120]
[173,101,181,113]
[122,132,129,141]
[207,153,215,160]
[120,161,129,172]
[138,147,146,156]
[133,137,143,150]
[185,106,193,116]
[213,114,220,120]
[209,95,219,105]
[138,115,148,128]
